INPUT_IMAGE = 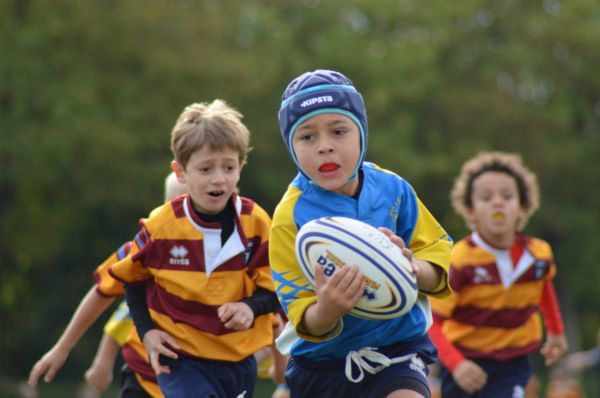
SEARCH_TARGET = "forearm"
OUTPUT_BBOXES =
[415,260,444,293]
[300,302,340,337]
[540,280,565,335]
[56,287,115,352]
[429,313,465,371]
[90,333,120,369]
[241,288,280,317]
[124,283,154,340]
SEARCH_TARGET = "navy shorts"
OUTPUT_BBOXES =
[156,354,257,398]
[439,355,531,398]
[119,364,151,398]
[286,336,435,398]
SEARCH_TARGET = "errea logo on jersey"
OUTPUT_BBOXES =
[300,95,333,108]
[169,245,190,266]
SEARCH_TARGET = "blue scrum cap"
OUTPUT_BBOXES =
[278,69,368,181]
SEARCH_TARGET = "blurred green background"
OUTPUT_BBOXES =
[2,0,599,396]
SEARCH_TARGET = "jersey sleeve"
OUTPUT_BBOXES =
[429,281,459,319]
[539,280,565,335]
[429,312,465,371]
[401,192,453,297]
[269,208,338,342]
[429,285,464,371]
[103,301,134,346]
[109,225,153,284]
[247,204,276,294]
[93,242,132,296]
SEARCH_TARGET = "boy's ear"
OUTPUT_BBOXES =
[170,160,186,183]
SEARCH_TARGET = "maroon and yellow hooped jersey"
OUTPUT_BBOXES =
[110,193,275,362]
[431,233,556,360]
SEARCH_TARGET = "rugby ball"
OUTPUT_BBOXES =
[295,216,418,319]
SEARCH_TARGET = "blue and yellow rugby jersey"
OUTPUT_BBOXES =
[109,193,275,362]
[269,162,453,360]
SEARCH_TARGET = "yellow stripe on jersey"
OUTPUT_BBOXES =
[149,309,273,361]
[150,267,273,306]
[458,280,546,310]
[445,312,543,354]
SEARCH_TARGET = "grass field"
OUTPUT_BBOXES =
[0,378,279,398]
[2,373,597,397]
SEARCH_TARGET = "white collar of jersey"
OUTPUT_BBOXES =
[471,232,535,288]
[183,196,245,277]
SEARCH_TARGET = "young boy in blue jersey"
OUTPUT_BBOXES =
[269,69,453,398]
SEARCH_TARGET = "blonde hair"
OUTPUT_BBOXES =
[450,151,539,231]
[170,99,252,168]
[164,172,187,202]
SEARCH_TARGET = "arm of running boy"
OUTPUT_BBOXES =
[452,360,488,393]
[428,314,489,393]
[28,287,115,387]
[125,283,180,375]
[218,302,254,331]
[269,313,289,385]
[564,346,600,372]
[219,288,279,331]
[84,333,120,392]
[300,264,366,337]
[539,280,568,365]
[142,329,180,375]
[542,334,568,366]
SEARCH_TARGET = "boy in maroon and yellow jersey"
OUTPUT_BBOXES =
[429,152,568,398]
[109,99,279,398]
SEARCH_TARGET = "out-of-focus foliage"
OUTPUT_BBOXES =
[1,0,599,385]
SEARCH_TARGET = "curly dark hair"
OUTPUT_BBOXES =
[450,152,539,231]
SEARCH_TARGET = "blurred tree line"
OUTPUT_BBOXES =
[1,0,599,387]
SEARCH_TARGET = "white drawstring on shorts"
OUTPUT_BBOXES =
[344,347,416,383]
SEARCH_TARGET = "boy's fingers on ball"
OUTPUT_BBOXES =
[352,281,367,302]
[314,265,326,286]
[378,227,393,236]
[333,266,357,289]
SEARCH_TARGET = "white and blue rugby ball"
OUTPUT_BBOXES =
[295,216,418,320]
